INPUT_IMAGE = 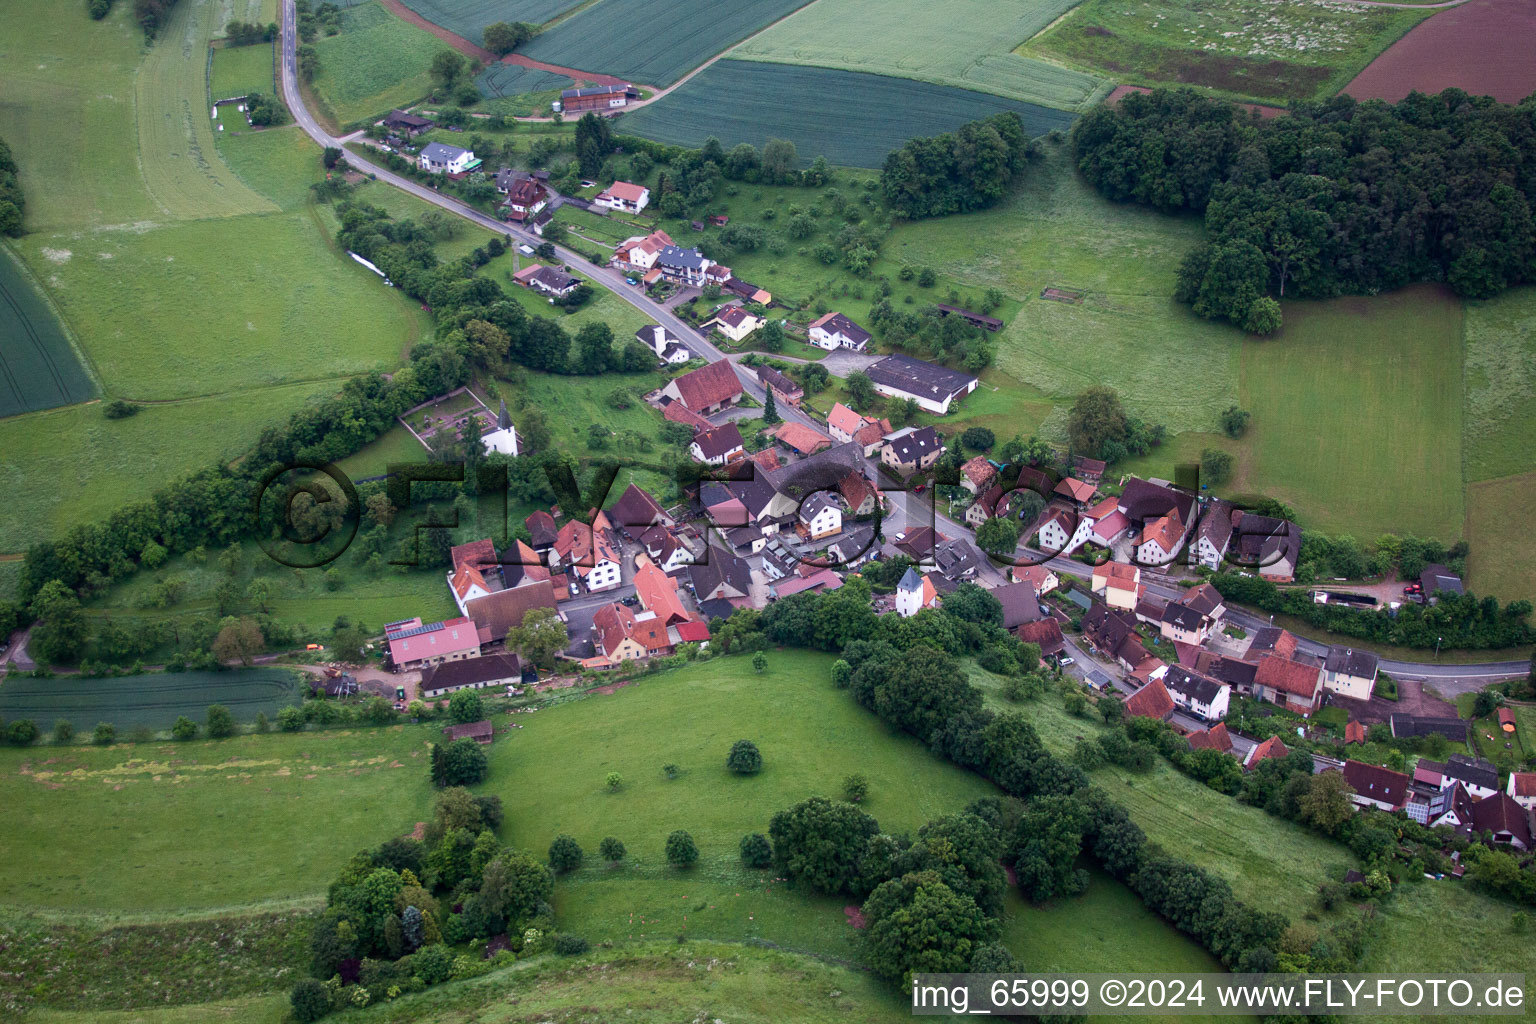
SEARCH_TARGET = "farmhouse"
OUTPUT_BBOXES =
[1015,617,1065,659]
[1230,511,1302,582]
[556,83,638,113]
[865,353,979,414]
[383,109,433,136]
[1420,563,1465,601]
[690,422,745,465]
[420,653,527,699]
[635,324,691,364]
[550,512,623,592]
[755,363,803,406]
[708,305,764,342]
[465,579,560,642]
[661,360,744,414]
[880,425,942,475]
[418,142,477,176]
[594,180,650,214]
[386,617,481,671]
[1322,647,1379,701]
[806,311,871,351]
[1252,655,1322,715]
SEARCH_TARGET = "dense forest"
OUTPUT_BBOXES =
[1072,88,1536,331]
[0,136,23,236]
[880,112,1040,220]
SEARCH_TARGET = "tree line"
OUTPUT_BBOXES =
[1073,87,1536,332]
[880,112,1041,220]
[133,0,181,37]
[0,136,23,237]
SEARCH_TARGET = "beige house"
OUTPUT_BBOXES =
[1322,647,1379,701]
[1091,561,1140,611]
[710,306,764,342]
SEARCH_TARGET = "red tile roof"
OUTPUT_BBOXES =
[1187,722,1234,753]
[827,402,866,437]
[388,617,479,666]
[634,556,690,625]
[1473,793,1532,846]
[664,401,712,430]
[962,456,997,488]
[670,360,743,411]
[772,420,833,454]
[675,620,711,643]
[602,180,648,203]
[1345,720,1366,744]
[1255,655,1321,699]
[1139,509,1184,555]
[1055,476,1097,503]
[451,539,498,574]
[1511,772,1536,797]
[1124,679,1174,720]
[1014,618,1064,657]
[1244,735,1289,768]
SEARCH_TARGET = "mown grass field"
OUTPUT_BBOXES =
[210,42,276,101]
[398,0,588,44]
[1465,471,1536,604]
[519,0,818,86]
[1238,285,1465,542]
[310,0,456,126]
[733,0,1109,111]
[623,61,1077,170]
[1463,285,1536,484]
[1020,0,1431,105]
[0,244,96,417]
[0,725,437,912]
[0,669,300,732]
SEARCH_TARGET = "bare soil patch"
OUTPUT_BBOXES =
[1344,0,1536,103]
[502,52,629,87]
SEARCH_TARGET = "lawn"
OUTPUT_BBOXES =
[398,0,589,44]
[309,0,457,127]
[519,0,818,86]
[0,243,97,417]
[0,725,438,912]
[1465,470,1536,604]
[0,669,301,733]
[733,0,1109,111]
[1462,285,1536,484]
[1238,284,1465,542]
[210,42,276,102]
[214,123,328,211]
[622,61,1078,170]
[1020,0,1432,105]
[1468,703,1534,774]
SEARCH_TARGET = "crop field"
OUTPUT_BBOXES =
[0,725,437,912]
[518,0,817,86]
[310,0,457,126]
[733,0,1109,111]
[0,245,96,418]
[622,61,1076,169]
[1020,0,1431,105]
[398,0,588,45]
[1238,285,1464,542]
[1344,0,1536,105]
[0,669,300,732]
[134,0,277,220]
[209,42,275,101]
[476,60,572,101]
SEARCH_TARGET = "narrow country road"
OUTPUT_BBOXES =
[278,0,1527,687]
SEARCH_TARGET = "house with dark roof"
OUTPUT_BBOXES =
[639,523,694,573]
[1194,651,1259,692]
[515,264,580,298]
[990,581,1044,630]
[1163,666,1230,721]
[608,484,673,541]
[807,311,871,351]
[756,363,803,406]
[383,109,433,135]
[690,422,746,465]
[1081,602,1147,673]
[1388,714,1469,744]
[1230,512,1302,582]
[865,353,979,414]
[1191,498,1236,571]
[895,566,941,617]
[418,141,476,176]
[442,719,494,745]
[1071,455,1106,484]
[464,579,560,643]
[1015,617,1065,659]
[660,360,744,414]
[797,492,843,540]
[1247,626,1298,660]
[690,544,752,603]
[1441,754,1500,799]
[1342,760,1410,812]
[894,526,945,562]
[1322,647,1379,702]
[636,324,691,364]
[524,510,558,552]
[1420,564,1464,602]
[1472,793,1532,850]
[934,538,983,581]
[421,653,527,699]
[654,244,714,286]
[879,425,943,475]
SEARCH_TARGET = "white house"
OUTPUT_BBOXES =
[798,493,842,541]
[865,353,978,415]
[418,142,476,176]
[1506,773,1536,813]
[1342,761,1410,813]
[895,566,939,618]
[807,311,871,351]
[635,324,691,364]
[480,399,520,456]
[1035,509,1077,555]
[594,181,650,214]
[710,305,764,342]
[1164,667,1230,722]
[689,423,745,466]
[1322,647,1379,702]
[1136,509,1187,565]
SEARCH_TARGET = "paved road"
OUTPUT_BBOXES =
[278,1,1526,687]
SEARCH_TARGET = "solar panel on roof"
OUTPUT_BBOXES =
[389,621,447,641]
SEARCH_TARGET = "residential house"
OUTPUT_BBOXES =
[934,539,983,582]
[864,353,979,415]
[1407,781,1473,827]
[1322,647,1379,701]
[1243,735,1290,769]
[633,556,692,626]
[1081,603,1146,673]
[638,524,693,573]
[654,245,716,286]
[880,426,943,475]
[725,524,765,555]
[1438,754,1501,799]
[1086,495,1131,546]
[709,305,764,342]
[690,423,745,465]
[1420,564,1465,602]
[895,527,946,563]
[895,566,941,618]
[635,324,691,364]
[613,230,673,273]
[448,538,501,614]
[496,172,548,223]
[991,581,1044,630]
[420,653,526,699]
[386,616,481,671]
[960,456,998,495]
[1187,722,1234,754]
[609,483,673,541]
[1137,508,1187,565]
[806,311,871,351]
[593,602,671,663]
[689,544,752,604]
[660,360,744,415]
[418,141,476,176]
[1247,625,1299,661]
[555,83,637,113]
[524,510,558,553]
[550,512,622,591]
[1229,511,1301,582]
[1015,617,1065,659]
[797,492,842,540]
[514,264,580,298]
[838,470,880,516]
[1341,760,1411,812]
[1125,679,1175,721]
[965,484,1004,528]
[1159,583,1225,645]
[1471,793,1531,850]
[1118,478,1196,562]
[1032,508,1076,554]
[1192,498,1235,571]
[1071,455,1106,485]
[756,364,803,407]
[1164,666,1231,721]
[383,109,433,136]
[465,580,560,643]
[826,402,892,455]
[1091,561,1140,611]
[1507,773,1536,813]
[1252,655,1323,714]
[1010,563,1059,595]
[1195,651,1259,694]
[772,420,833,456]
[594,180,650,214]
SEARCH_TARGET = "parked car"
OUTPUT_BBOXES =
[569,582,580,596]
[1058,656,1075,666]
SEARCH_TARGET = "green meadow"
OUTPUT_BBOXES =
[309,0,457,127]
